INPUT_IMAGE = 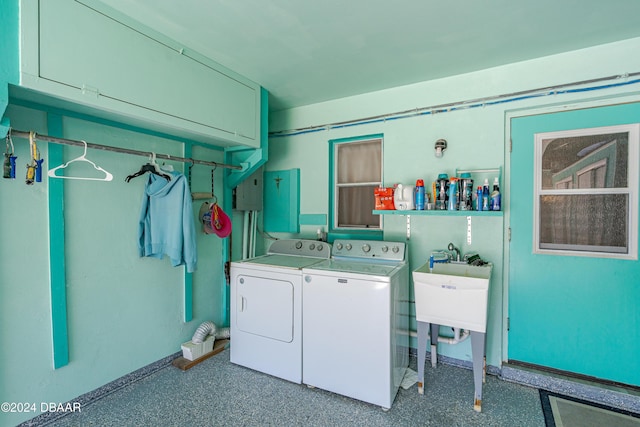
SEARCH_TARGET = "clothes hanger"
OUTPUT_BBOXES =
[48,140,114,182]
[125,152,172,182]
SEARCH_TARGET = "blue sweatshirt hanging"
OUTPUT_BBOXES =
[138,171,197,272]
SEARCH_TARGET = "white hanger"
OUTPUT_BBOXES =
[48,140,114,182]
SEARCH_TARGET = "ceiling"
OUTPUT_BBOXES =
[98,0,640,112]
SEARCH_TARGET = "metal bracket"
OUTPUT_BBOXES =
[466,216,472,245]
[406,215,411,240]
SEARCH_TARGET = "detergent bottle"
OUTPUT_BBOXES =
[394,183,415,210]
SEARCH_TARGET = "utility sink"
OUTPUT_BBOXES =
[412,262,493,333]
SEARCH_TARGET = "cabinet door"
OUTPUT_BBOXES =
[31,0,258,146]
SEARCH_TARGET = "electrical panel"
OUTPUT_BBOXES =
[234,168,263,211]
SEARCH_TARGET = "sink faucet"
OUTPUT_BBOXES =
[447,243,461,262]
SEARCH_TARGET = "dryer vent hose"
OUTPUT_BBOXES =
[216,327,230,339]
[191,321,216,344]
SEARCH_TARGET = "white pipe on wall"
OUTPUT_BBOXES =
[403,328,471,345]
[251,211,258,258]
[242,211,250,259]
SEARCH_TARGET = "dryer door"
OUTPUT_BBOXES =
[236,275,294,343]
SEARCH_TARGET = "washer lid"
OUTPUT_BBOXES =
[304,259,403,277]
[237,254,327,270]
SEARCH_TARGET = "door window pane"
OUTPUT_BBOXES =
[534,124,638,258]
[539,194,628,253]
[541,131,628,190]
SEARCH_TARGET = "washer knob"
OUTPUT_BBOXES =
[335,243,343,250]
[392,246,400,253]
[381,245,389,253]
[309,243,316,250]
[295,241,303,249]
[317,244,323,251]
[345,243,352,251]
[362,244,371,253]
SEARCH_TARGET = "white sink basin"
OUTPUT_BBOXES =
[412,262,492,332]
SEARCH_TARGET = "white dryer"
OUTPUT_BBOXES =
[302,239,409,409]
[230,239,331,383]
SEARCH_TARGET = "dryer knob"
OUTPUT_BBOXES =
[392,246,400,253]
[381,245,389,253]
[362,244,371,253]
[295,241,303,249]
[345,244,352,251]
[309,243,316,250]
[335,243,343,250]
[317,244,323,251]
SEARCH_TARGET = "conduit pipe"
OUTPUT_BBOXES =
[242,211,250,259]
[269,72,640,138]
[250,211,258,258]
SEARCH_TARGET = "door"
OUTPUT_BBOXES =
[235,274,294,342]
[509,102,640,387]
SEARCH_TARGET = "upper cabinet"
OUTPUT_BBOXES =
[15,0,261,148]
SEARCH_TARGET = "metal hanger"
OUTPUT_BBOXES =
[48,140,114,182]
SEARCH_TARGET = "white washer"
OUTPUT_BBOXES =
[302,239,409,409]
[230,239,331,383]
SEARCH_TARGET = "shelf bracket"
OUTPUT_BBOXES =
[467,216,472,245]
[406,215,411,240]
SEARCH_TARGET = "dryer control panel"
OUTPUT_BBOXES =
[332,239,406,262]
[267,239,332,258]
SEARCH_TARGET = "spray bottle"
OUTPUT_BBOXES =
[490,177,501,211]
[415,179,425,210]
[482,179,490,211]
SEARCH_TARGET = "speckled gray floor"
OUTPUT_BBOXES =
[34,348,545,427]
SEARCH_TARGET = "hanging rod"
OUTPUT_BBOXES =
[9,129,243,171]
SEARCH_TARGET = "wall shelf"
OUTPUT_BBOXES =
[373,210,503,217]
[373,209,503,239]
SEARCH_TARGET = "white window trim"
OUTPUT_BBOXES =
[533,124,639,260]
[331,137,383,231]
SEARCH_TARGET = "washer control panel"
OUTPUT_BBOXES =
[332,240,405,261]
[267,239,332,258]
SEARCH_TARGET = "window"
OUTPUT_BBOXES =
[534,124,639,258]
[329,135,382,232]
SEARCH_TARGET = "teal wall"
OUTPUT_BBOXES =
[0,104,228,426]
[267,37,640,373]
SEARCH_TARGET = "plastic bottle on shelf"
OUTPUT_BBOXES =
[476,186,482,211]
[490,177,501,211]
[415,179,425,210]
[435,174,449,210]
[448,177,459,210]
[482,179,490,211]
[459,172,473,211]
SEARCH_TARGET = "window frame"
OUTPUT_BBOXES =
[328,134,383,238]
[533,124,639,259]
